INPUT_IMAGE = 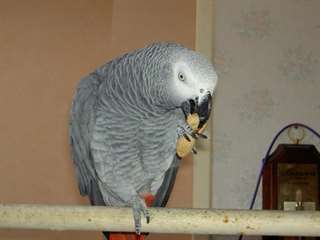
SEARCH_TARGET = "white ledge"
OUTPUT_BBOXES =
[0,204,319,236]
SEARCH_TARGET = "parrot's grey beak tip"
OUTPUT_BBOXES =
[197,92,213,128]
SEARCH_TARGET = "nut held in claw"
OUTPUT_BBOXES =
[176,133,195,158]
[176,113,205,158]
[187,113,200,130]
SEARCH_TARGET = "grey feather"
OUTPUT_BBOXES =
[152,155,180,207]
[69,72,101,196]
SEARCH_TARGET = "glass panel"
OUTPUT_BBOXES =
[278,163,318,210]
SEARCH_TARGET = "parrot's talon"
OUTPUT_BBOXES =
[143,208,150,224]
[183,133,191,142]
[191,132,198,139]
[192,148,197,154]
[197,133,208,139]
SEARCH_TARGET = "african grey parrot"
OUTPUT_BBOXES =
[69,42,218,239]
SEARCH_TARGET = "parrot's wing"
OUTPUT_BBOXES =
[152,155,180,207]
[69,73,101,196]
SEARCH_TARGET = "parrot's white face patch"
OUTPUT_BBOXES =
[172,61,198,103]
[171,60,218,106]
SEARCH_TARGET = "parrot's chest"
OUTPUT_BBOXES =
[117,111,180,193]
[92,107,182,195]
[137,114,179,178]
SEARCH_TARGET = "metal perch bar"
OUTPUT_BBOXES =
[0,204,320,236]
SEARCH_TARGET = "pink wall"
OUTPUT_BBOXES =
[0,1,196,239]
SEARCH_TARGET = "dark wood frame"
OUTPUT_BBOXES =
[262,144,320,240]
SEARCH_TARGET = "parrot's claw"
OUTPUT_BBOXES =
[131,196,150,235]
[190,132,198,139]
[196,132,208,139]
[183,133,191,142]
[192,147,197,154]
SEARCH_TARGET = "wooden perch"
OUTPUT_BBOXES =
[0,204,320,236]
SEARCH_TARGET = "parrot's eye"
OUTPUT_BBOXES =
[178,72,185,82]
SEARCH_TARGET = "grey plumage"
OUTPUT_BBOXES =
[69,42,218,234]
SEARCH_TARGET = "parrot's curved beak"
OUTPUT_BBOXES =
[180,91,213,129]
[197,91,212,129]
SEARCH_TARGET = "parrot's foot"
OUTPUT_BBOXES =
[131,196,150,235]
[178,123,207,141]
[178,124,208,142]
[177,124,194,141]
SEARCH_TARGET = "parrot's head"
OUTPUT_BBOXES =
[166,45,218,127]
[139,42,217,126]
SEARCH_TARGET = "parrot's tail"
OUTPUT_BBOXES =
[103,193,155,240]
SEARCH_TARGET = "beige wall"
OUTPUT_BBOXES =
[213,0,320,217]
[0,0,196,239]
